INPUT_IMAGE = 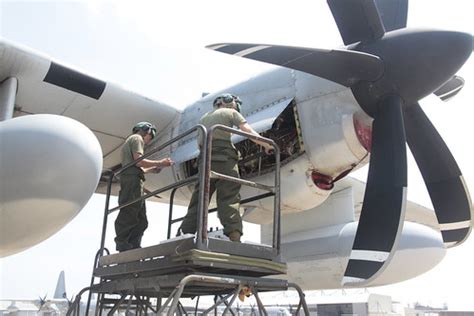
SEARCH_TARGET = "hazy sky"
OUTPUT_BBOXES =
[1,0,473,311]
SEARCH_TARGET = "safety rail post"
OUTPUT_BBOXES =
[99,171,114,255]
[196,122,210,249]
[85,248,109,315]
[197,124,281,254]
[167,187,178,239]
[272,134,281,254]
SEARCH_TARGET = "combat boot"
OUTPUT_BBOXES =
[229,230,241,242]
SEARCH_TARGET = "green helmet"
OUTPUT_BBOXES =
[132,121,157,139]
[213,93,242,113]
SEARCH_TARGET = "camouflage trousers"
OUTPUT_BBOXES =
[181,159,243,237]
[114,174,148,251]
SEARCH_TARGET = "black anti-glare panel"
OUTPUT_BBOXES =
[44,62,106,99]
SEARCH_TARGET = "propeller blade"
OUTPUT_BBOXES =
[373,0,408,32]
[327,0,385,45]
[343,95,407,286]
[404,103,473,247]
[434,76,465,102]
[37,295,46,311]
[206,43,383,87]
[327,0,407,45]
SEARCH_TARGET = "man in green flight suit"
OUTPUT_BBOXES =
[180,93,273,242]
[115,122,174,252]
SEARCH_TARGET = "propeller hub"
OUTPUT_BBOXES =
[352,28,472,115]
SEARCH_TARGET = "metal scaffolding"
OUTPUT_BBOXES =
[68,124,309,315]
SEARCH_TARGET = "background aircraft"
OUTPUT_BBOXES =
[0,0,472,302]
[0,271,73,315]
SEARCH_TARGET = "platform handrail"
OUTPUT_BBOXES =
[99,123,281,258]
[196,124,281,252]
[98,124,208,255]
[167,191,274,238]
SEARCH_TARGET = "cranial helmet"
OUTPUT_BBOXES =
[132,121,157,139]
[213,93,242,113]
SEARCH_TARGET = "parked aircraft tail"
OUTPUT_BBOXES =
[53,271,66,299]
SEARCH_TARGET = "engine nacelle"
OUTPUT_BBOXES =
[269,221,445,290]
[0,114,102,257]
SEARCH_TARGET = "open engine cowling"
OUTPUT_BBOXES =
[0,114,102,257]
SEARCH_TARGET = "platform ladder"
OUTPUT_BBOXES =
[67,124,309,315]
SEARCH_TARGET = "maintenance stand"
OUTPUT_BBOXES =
[67,125,309,315]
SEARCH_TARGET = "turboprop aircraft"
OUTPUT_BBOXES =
[0,271,73,314]
[0,0,472,290]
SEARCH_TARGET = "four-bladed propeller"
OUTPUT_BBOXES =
[37,295,48,311]
[207,0,473,286]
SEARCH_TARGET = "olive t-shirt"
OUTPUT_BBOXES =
[121,134,144,175]
[199,107,246,161]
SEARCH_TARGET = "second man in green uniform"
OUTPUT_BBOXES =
[180,94,272,242]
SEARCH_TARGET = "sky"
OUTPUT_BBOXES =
[0,0,473,311]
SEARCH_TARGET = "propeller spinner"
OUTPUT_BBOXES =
[206,0,473,287]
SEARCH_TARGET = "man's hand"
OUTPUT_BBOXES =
[157,157,174,168]
[240,122,274,155]
[262,143,274,155]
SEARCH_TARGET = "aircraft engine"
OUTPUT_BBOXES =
[208,0,473,287]
[0,114,103,257]
[263,220,446,290]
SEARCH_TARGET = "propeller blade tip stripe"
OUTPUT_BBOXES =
[235,45,271,57]
[342,276,366,286]
[206,43,257,55]
[444,241,457,247]
[349,250,389,262]
[439,220,471,231]
[206,44,228,50]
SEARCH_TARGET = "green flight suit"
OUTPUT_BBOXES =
[114,134,148,251]
[181,107,246,237]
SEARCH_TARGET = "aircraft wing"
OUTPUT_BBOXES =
[0,38,180,170]
[263,175,439,233]
[0,38,181,257]
[338,176,439,231]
